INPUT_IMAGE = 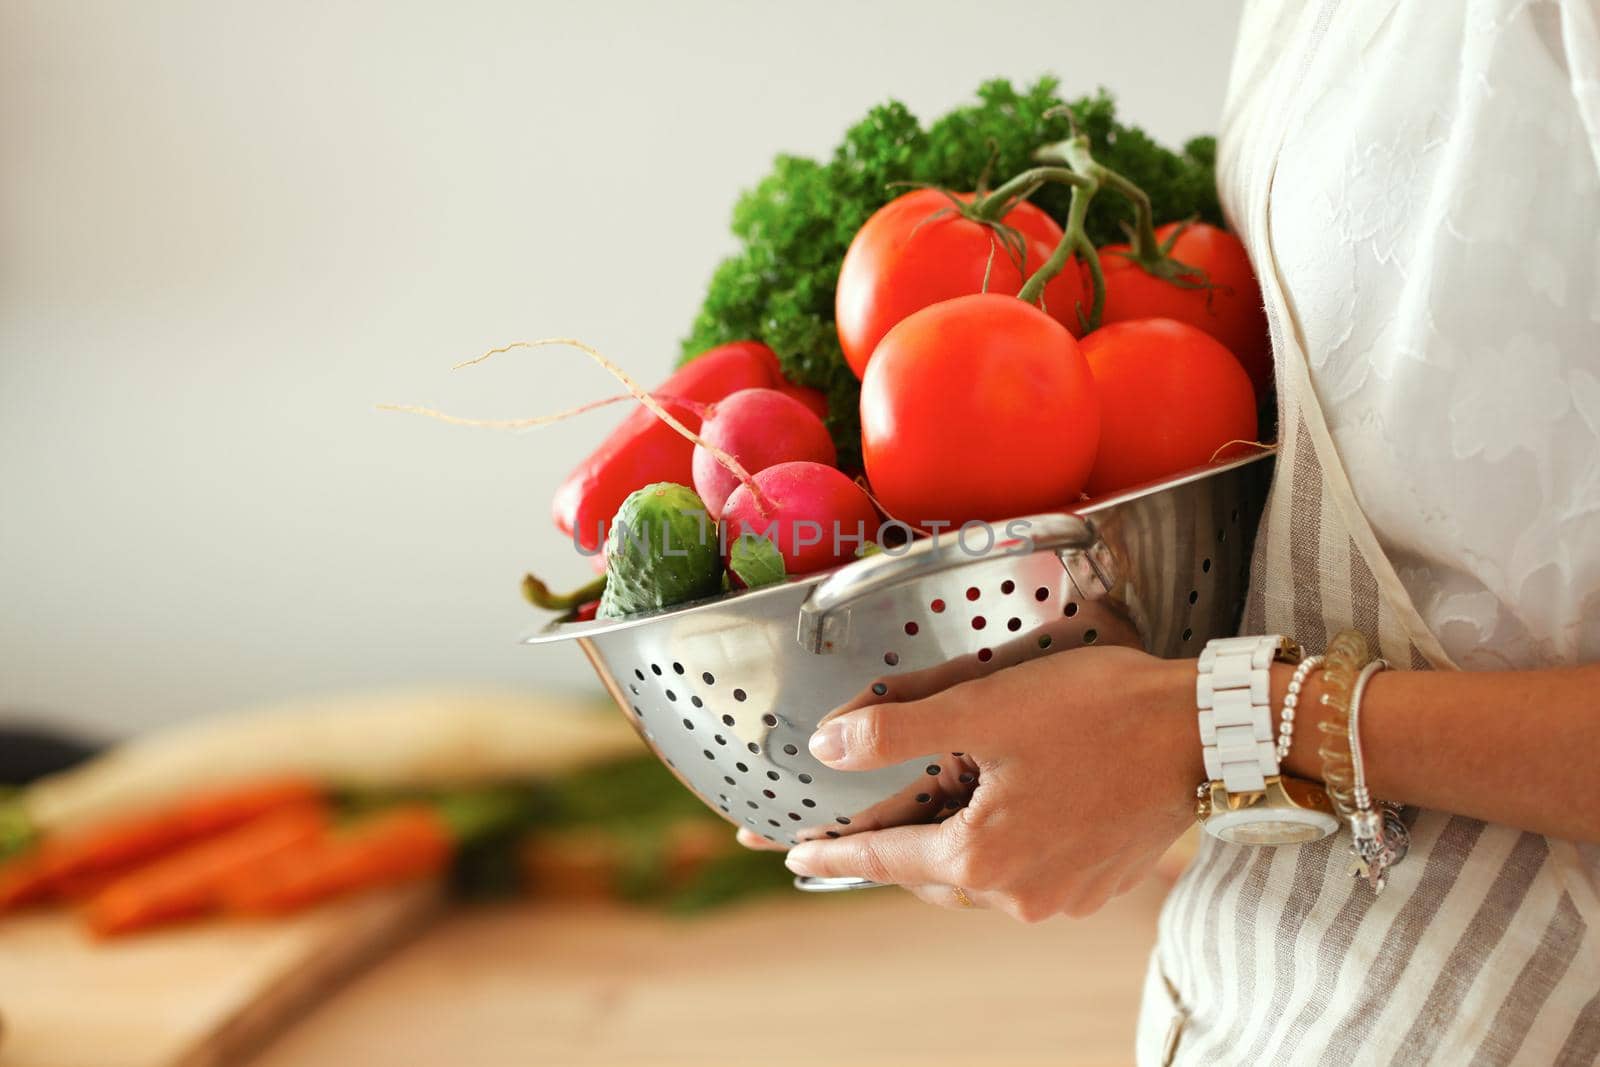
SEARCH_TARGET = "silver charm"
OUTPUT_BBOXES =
[1347,805,1409,894]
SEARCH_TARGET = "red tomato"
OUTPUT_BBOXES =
[860,293,1100,527]
[1097,222,1271,398]
[1079,318,1257,497]
[836,189,1085,379]
[552,341,779,557]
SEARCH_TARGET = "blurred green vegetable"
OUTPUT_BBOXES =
[681,77,1221,466]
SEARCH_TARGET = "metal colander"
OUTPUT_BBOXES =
[526,451,1275,890]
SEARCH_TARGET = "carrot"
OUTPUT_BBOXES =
[0,851,54,912]
[219,805,453,916]
[84,803,329,937]
[0,775,323,916]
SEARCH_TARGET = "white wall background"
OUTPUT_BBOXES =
[1,1,1242,737]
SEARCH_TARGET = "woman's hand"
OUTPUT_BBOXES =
[770,645,1204,922]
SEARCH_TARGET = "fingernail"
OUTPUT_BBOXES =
[784,845,817,875]
[808,722,846,764]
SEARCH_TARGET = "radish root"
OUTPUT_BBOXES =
[384,338,775,516]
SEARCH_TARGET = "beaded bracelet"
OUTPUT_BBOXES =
[1276,654,1325,762]
[1315,629,1370,820]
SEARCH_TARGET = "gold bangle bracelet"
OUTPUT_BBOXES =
[1316,629,1375,819]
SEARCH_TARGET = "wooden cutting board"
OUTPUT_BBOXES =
[0,882,440,1067]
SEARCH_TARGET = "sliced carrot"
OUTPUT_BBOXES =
[220,806,453,916]
[84,803,329,938]
[0,776,323,916]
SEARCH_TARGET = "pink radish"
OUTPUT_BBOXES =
[722,461,879,575]
[692,388,836,519]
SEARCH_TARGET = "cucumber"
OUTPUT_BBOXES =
[597,483,722,618]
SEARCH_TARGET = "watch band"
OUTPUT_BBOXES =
[1197,635,1300,794]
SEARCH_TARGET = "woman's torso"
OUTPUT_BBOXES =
[1139,2,1600,1063]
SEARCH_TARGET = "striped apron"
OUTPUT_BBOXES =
[1134,5,1600,1063]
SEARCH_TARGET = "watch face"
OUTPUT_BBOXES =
[1217,819,1332,846]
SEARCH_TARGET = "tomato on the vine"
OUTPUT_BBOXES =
[860,293,1100,527]
[1096,222,1271,398]
[1078,318,1257,497]
[836,189,1085,379]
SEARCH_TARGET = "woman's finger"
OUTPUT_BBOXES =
[783,823,951,886]
[807,684,999,772]
[735,827,789,852]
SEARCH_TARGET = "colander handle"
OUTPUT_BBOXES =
[797,513,1098,654]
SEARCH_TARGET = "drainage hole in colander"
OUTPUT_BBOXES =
[1006,617,1021,632]
[663,757,674,768]
[766,770,780,781]
[1217,527,1227,543]
[723,775,736,785]
[788,812,802,821]
[916,793,931,803]
[733,688,748,702]
[1001,579,1015,594]
[925,764,941,775]
[703,749,714,760]
[798,772,814,784]
[977,648,993,663]
[651,664,662,676]
[768,819,781,828]
[702,671,715,685]
[1182,627,1194,642]
[736,762,749,772]
[634,668,645,681]
[719,804,730,813]
[1084,628,1099,644]
[673,662,685,674]
[745,817,756,825]
[681,718,694,731]
[631,705,643,717]
[966,586,980,601]
[691,695,703,708]
[836,816,852,825]
[1202,557,1212,573]
[718,793,728,803]
[746,800,759,809]
[747,742,760,754]
[802,798,816,808]
[971,615,986,630]
[826,830,841,838]
[721,714,735,726]
[871,682,888,696]
[782,743,798,755]
[884,651,899,666]
[1188,589,1199,605]
[763,789,776,799]
[714,734,727,746]
[944,798,962,810]
[904,621,920,636]
[629,683,639,695]
[931,598,946,613]
[665,689,677,702]
[1034,586,1050,602]
[1038,634,1052,649]
[959,772,975,784]
[1066,602,1080,618]
[762,713,778,726]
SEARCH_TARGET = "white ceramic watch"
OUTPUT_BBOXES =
[1194,635,1340,845]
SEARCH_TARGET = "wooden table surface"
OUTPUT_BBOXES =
[246,880,1166,1067]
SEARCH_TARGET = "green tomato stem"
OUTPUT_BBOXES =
[969,166,1090,222]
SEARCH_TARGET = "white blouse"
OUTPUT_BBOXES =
[1243,0,1600,671]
